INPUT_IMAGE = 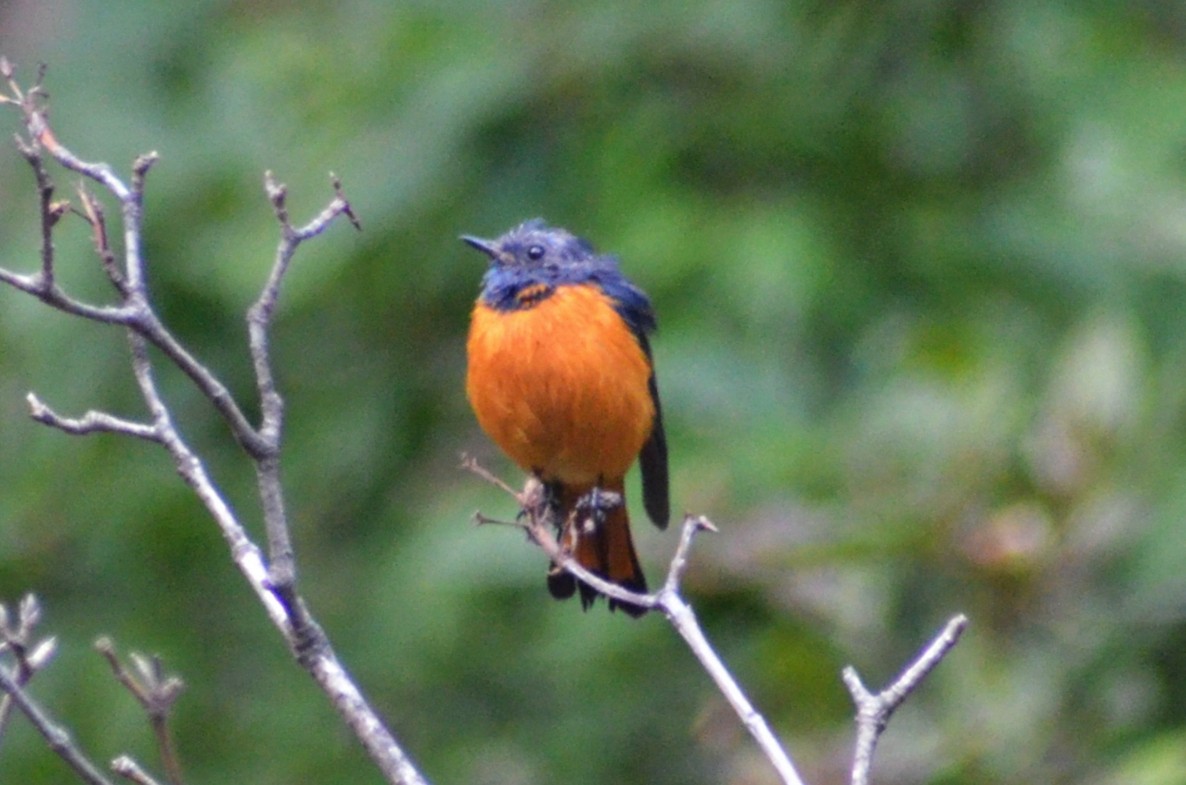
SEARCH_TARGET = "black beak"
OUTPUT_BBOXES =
[461,235,499,259]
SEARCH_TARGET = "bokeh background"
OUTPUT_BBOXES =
[3,2,1186,783]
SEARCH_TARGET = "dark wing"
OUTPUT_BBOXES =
[596,267,670,530]
[636,333,670,529]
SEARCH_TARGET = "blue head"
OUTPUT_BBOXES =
[462,219,656,335]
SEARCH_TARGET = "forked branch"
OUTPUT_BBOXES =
[0,59,426,785]
[94,639,186,785]
[0,595,57,749]
[464,456,808,785]
[1,599,183,785]
[465,456,967,785]
[843,615,968,785]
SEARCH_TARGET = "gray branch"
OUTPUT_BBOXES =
[0,594,57,749]
[26,393,161,442]
[467,457,969,785]
[465,462,809,785]
[0,59,426,785]
[843,614,968,785]
[247,170,358,602]
[0,665,116,785]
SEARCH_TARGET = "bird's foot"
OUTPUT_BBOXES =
[574,487,622,534]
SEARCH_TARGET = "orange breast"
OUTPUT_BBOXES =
[466,284,655,486]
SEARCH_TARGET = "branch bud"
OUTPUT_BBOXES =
[27,636,58,671]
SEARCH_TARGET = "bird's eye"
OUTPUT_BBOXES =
[526,244,545,261]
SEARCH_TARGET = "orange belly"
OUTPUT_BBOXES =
[466,284,655,485]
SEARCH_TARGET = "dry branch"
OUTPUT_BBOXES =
[466,456,968,785]
[94,639,185,785]
[0,595,57,749]
[0,595,113,785]
[0,59,427,785]
[464,457,809,785]
[843,615,968,785]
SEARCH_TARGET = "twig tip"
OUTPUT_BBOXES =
[93,636,115,656]
[25,391,47,418]
[840,665,868,698]
[133,151,159,177]
[328,172,361,231]
[27,636,58,671]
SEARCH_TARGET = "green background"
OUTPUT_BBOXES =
[3,2,1186,783]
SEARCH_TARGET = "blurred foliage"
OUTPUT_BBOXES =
[2,1,1186,783]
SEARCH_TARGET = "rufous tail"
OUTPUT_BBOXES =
[545,481,648,617]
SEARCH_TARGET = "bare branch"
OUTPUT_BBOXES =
[0,264,137,324]
[236,173,425,784]
[465,459,807,785]
[843,614,969,785]
[661,585,806,785]
[131,152,159,196]
[472,458,966,785]
[461,453,522,497]
[0,594,57,747]
[0,665,117,785]
[27,393,161,442]
[76,183,127,294]
[2,61,428,785]
[15,123,58,287]
[661,513,718,593]
[94,639,186,785]
[250,169,360,445]
[654,517,804,785]
[135,315,270,457]
[248,170,360,602]
[0,61,267,456]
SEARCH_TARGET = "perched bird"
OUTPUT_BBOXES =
[463,219,669,616]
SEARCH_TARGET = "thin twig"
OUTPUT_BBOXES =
[0,595,57,749]
[0,264,138,324]
[661,513,718,593]
[94,639,186,785]
[111,756,165,785]
[1,63,263,453]
[470,457,966,785]
[26,393,161,442]
[76,183,127,294]
[0,665,117,785]
[843,614,969,785]
[461,453,522,498]
[4,62,265,454]
[661,588,805,785]
[248,170,359,599]
[648,517,804,785]
[139,313,271,457]
[16,124,58,287]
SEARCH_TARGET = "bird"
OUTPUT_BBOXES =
[463,219,669,616]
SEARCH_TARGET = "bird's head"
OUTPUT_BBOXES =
[461,219,596,273]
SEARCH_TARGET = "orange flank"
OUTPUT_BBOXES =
[466,284,655,485]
